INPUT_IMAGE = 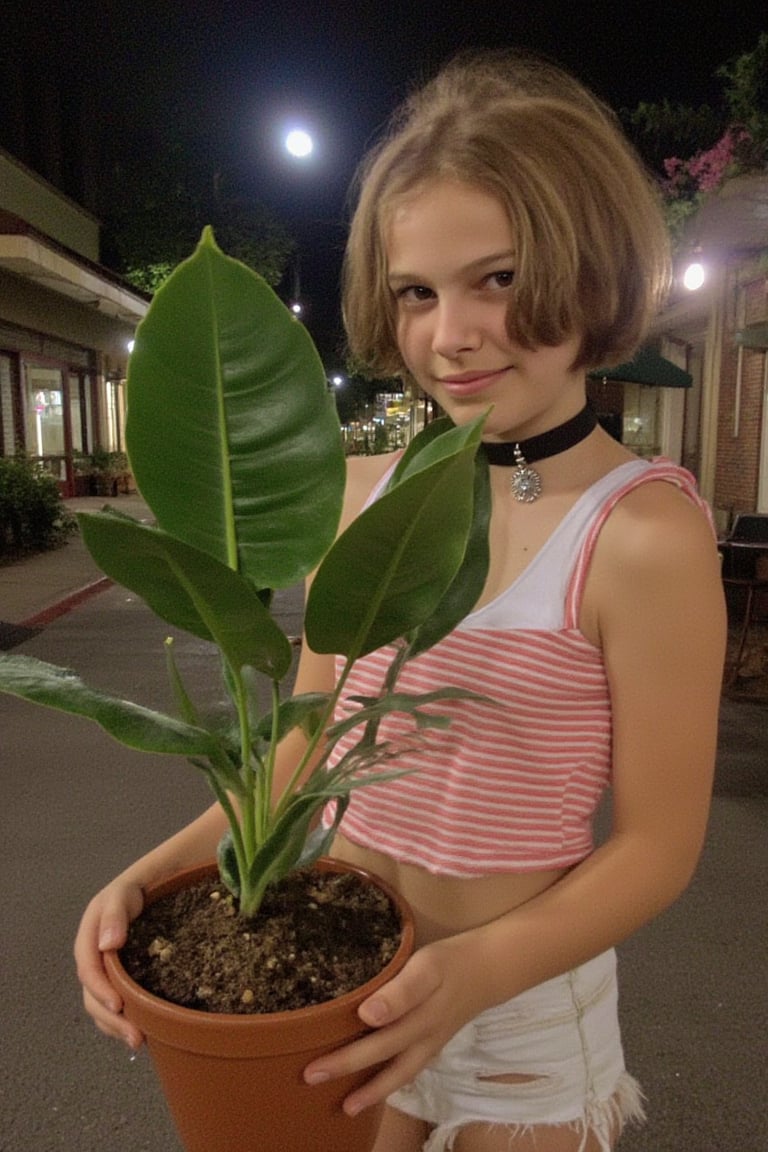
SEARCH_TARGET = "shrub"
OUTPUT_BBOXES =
[0,455,76,558]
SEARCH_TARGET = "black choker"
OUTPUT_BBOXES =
[481,404,597,503]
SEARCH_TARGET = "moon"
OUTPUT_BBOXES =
[284,129,314,158]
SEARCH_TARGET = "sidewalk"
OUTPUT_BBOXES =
[0,492,305,651]
[0,493,152,647]
[0,494,766,1150]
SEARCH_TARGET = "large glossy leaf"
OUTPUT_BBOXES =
[0,656,220,757]
[304,415,485,657]
[384,416,492,658]
[406,445,491,657]
[125,227,346,589]
[387,415,472,485]
[78,511,292,679]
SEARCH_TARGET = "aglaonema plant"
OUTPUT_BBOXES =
[0,228,490,918]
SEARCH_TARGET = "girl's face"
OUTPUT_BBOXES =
[385,180,585,442]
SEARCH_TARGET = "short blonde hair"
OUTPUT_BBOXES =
[342,50,670,377]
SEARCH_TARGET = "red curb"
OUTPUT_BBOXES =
[19,576,113,629]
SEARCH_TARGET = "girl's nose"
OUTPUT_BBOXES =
[431,300,482,359]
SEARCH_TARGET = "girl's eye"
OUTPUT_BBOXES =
[486,270,515,289]
[396,284,435,304]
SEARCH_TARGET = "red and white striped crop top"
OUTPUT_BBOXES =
[321,457,711,877]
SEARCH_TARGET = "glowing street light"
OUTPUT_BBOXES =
[683,261,706,291]
[686,259,709,292]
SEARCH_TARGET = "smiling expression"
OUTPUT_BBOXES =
[385,180,586,443]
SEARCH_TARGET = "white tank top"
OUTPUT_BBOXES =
[324,455,712,876]
[464,458,650,630]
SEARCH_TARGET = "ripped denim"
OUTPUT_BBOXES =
[387,949,645,1152]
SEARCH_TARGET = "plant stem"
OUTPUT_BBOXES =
[232,665,257,868]
[261,679,281,840]
[271,655,356,822]
[204,770,249,886]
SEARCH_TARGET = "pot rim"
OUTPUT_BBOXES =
[104,857,415,1044]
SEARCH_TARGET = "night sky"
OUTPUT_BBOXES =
[5,0,767,365]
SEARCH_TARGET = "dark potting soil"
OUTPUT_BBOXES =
[120,869,402,1014]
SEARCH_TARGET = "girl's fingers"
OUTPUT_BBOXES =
[83,988,144,1049]
[74,880,147,1047]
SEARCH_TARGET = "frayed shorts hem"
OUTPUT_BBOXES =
[387,949,645,1151]
[391,1070,645,1152]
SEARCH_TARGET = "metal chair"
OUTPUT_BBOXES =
[720,514,768,686]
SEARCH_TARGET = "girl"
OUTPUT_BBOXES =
[75,50,727,1151]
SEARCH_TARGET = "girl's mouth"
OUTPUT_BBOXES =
[437,368,510,397]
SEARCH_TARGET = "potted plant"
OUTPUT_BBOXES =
[88,448,132,496]
[0,229,490,1152]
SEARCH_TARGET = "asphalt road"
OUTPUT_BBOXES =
[1,584,766,1151]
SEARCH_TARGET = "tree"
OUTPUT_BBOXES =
[717,31,768,170]
[625,35,768,177]
[100,143,295,295]
[624,35,768,247]
[623,100,726,175]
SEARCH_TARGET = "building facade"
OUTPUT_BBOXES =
[653,174,768,531]
[583,174,768,535]
[0,147,148,496]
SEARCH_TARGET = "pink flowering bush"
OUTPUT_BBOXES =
[661,127,752,244]
[663,127,750,200]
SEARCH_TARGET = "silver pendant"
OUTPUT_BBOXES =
[509,447,542,503]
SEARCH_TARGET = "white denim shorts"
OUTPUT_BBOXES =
[388,949,645,1152]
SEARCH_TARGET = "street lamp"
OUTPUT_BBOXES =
[683,261,706,291]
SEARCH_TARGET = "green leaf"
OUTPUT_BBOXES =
[0,655,220,757]
[295,816,346,870]
[326,686,485,742]
[406,446,491,657]
[164,637,202,726]
[125,227,346,589]
[253,693,332,744]
[217,830,241,898]
[304,414,486,658]
[386,415,466,486]
[241,793,331,914]
[381,414,491,656]
[78,511,292,679]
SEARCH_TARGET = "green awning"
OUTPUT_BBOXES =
[588,347,692,388]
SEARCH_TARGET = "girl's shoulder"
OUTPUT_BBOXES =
[593,461,718,575]
[576,459,723,645]
[345,449,401,484]
[340,451,401,531]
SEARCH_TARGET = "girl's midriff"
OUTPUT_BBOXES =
[331,833,569,947]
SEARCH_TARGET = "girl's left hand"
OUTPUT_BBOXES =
[303,933,491,1115]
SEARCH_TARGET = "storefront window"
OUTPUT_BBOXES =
[70,387,83,451]
[68,371,93,453]
[622,384,659,459]
[105,378,125,451]
[25,366,65,457]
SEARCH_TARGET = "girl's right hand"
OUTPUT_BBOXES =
[74,878,146,1050]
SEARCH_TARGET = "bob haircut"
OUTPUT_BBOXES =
[342,50,671,378]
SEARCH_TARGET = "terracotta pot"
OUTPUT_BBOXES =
[104,858,415,1152]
